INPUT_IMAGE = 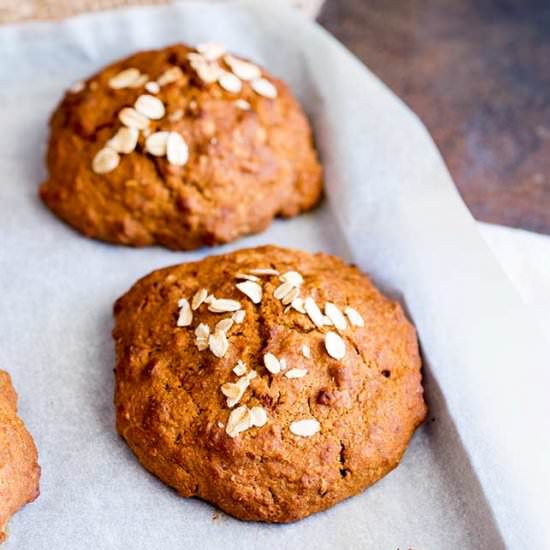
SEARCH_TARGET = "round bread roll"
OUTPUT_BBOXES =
[40,43,322,250]
[113,246,426,522]
[0,370,40,541]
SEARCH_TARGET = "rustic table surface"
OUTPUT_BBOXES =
[319,0,550,235]
[3,0,548,234]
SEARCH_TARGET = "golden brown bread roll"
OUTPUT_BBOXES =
[0,370,40,543]
[113,246,426,522]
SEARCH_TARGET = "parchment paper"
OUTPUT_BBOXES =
[0,3,549,549]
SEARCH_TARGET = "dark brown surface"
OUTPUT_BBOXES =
[319,0,550,234]
[113,245,426,522]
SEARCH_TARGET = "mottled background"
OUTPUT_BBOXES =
[319,0,550,234]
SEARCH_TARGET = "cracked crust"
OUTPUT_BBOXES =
[39,44,322,250]
[0,371,40,542]
[113,246,426,522]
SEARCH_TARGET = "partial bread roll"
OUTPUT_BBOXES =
[0,370,40,542]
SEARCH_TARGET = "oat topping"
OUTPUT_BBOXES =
[273,281,294,300]
[223,370,256,408]
[285,368,307,379]
[235,273,260,282]
[177,264,359,386]
[69,80,85,94]
[187,52,206,65]
[215,318,234,333]
[129,74,149,88]
[221,381,245,408]
[92,147,120,174]
[274,271,303,305]
[195,338,209,352]
[166,132,189,167]
[118,107,150,130]
[225,405,251,438]
[191,288,208,310]
[107,127,139,154]
[145,131,170,156]
[325,331,346,360]
[249,268,279,276]
[145,81,160,94]
[194,323,210,351]
[345,306,365,327]
[208,298,241,313]
[108,67,142,89]
[234,99,251,110]
[134,94,166,120]
[195,323,210,339]
[289,418,320,437]
[136,128,189,166]
[195,62,222,84]
[223,55,261,81]
[304,297,325,328]
[169,264,359,432]
[263,353,281,375]
[208,329,229,358]
[251,77,278,99]
[176,298,193,327]
[168,109,183,122]
[187,52,222,83]
[291,297,306,313]
[280,271,303,286]
[225,403,267,438]
[218,71,242,94]
[188,44,277,102]
[325,302,347,331]
[232,310,246,324]
[197,43,226,61]
[165,260,364,440]
[236,281,262,304]
[249,406,267,427]
[281,286,299,306]
[157,66,184,86]
[233,360,247,376]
